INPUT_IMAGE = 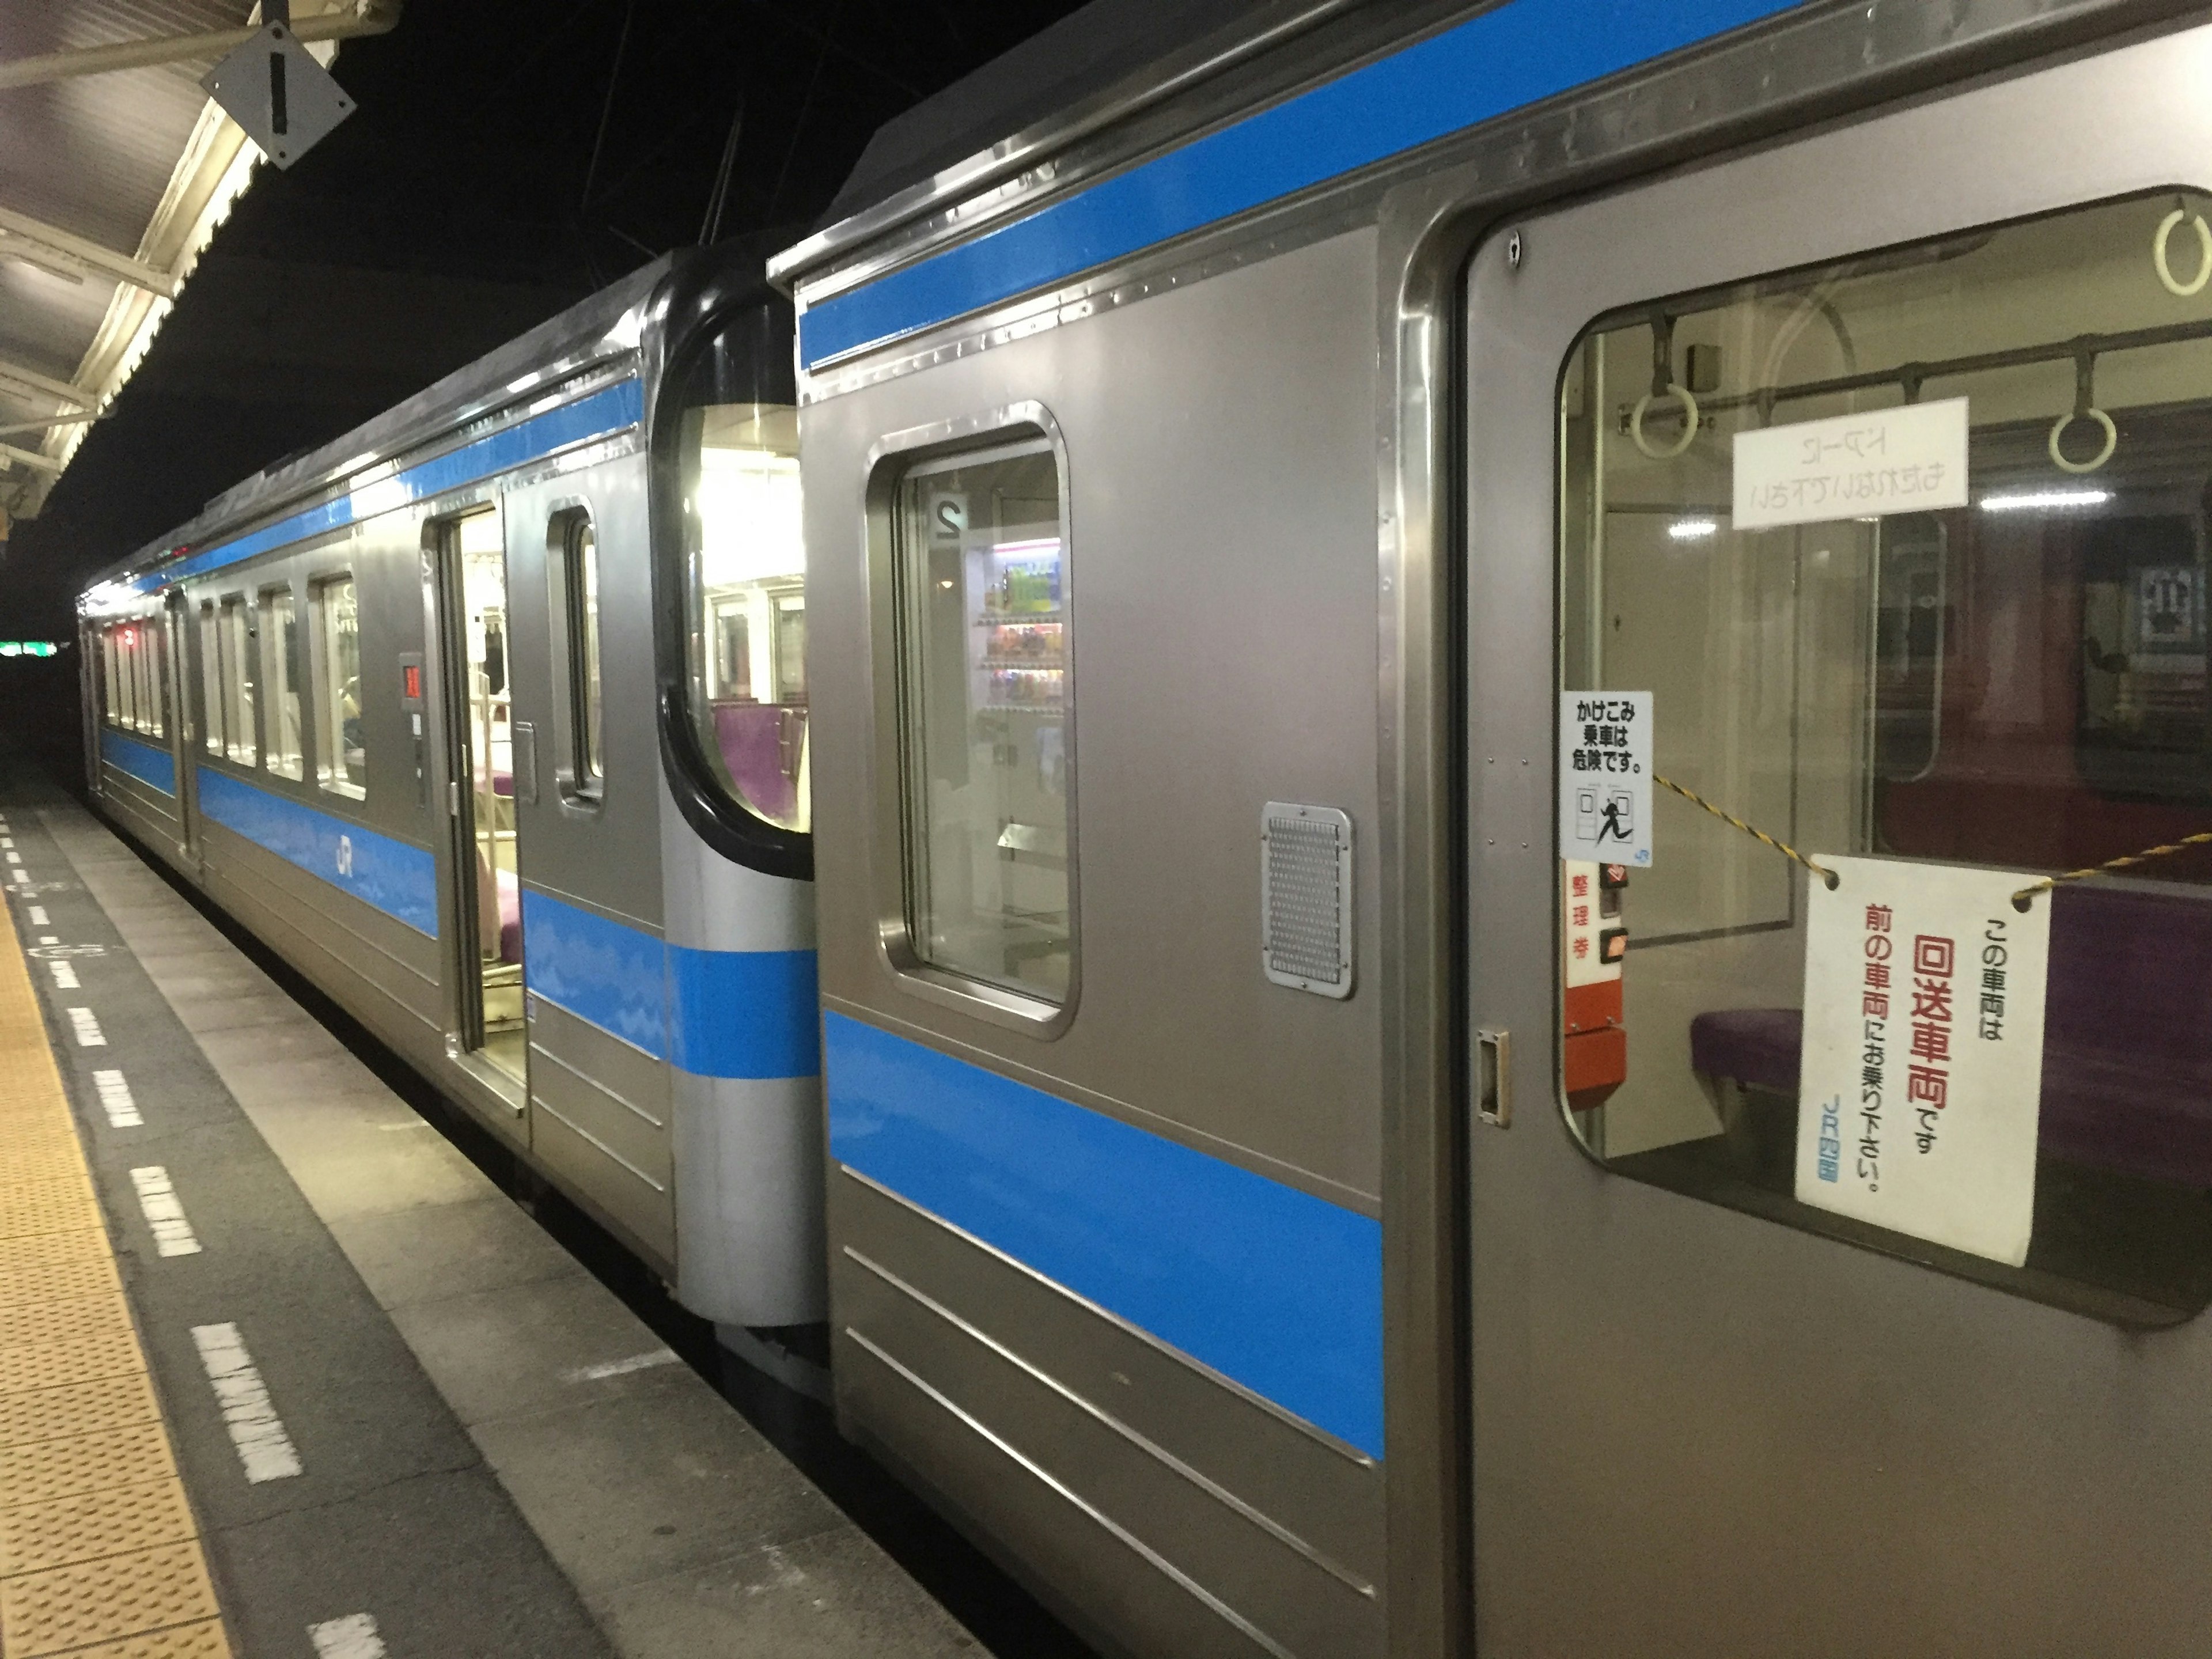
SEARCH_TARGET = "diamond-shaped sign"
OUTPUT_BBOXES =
[200,22,355,170]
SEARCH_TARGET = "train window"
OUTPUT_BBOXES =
[124,622,161,737]
[1556,189,2212,1320]
[892,435,1073,1007]
[198,604,222,755]
[678,401,807,831]
[550,509,604,800]
[313,577,365,798]
[259,587,304,781]
[219,597,255,766]
[101,628,120,728]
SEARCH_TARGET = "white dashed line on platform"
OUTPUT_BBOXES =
[47,960,78,990]
[567,1347,680,1383]
[93,1070,141,1128]
[129,1166,201,1256]
[308,1613,388,1658]
[67,1006,105,1046]
[37,934,57,944]
[26,906,46,926]
[190,1321,303,1483]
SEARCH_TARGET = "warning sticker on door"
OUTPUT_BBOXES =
[1794,856,2049,1266]
[1558,692,1652,867]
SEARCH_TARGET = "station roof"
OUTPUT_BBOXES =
[0,1,398,535]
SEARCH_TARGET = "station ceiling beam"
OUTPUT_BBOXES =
[0,1,401,93]
[0,207,181,299]
[0,360,98,412]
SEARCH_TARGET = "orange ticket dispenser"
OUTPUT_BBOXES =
[1563,860,1628,1109]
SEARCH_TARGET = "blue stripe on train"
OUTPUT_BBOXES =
[523,889,820,1080]
[137,378,643,592]
[100,729,176,796]
[185,771,816,1080]
[824,1011,1385,1459]
[197,770,438,935]
[799,0,1806,368]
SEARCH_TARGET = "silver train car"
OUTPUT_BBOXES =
[78,249,827,1338]
[81,1,2212,1654]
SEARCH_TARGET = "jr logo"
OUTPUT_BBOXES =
[336,835,353,878]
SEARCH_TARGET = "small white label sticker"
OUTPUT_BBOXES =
[1559,692,1652,866]
[1734,398,1969,530]
[1795,855,2049,1266]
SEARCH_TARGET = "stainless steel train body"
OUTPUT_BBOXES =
[74,1,2212,1655]
[776,2,2212,1657]
[77,255,827,1333]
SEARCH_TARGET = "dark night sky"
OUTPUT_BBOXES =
[0,0,1086,639]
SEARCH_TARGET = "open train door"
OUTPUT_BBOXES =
[1457,31,2212,1659]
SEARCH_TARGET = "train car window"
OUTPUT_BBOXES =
[198,604,223,755]
[551,510,604,799]
[1556,188,2212,1321]
[219,597,256,766]
[101,628,120,728]
[313,577,365,798]
[127,622,161,737]
[892,435,1072,1006]
[678,402,807,831]
[259,587,304,781]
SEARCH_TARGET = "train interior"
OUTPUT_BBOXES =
[896,440,1070,1003]
[1559,189,2212,1314]
[452,505,525,1081]
[686,402,810,831]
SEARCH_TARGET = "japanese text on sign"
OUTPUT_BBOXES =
[1796,856,2048,1267]
[1558,692,1652,867]
[1734,398,1970,531]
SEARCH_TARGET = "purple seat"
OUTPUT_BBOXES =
[495,867,521,967]
[1689,882,2212,1188]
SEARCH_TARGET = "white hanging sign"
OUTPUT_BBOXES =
[1734,398,1970,530]
[1794,855,2050,1266]
[1558,692,1652,867]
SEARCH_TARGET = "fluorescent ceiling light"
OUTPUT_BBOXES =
[1667,518,1719,540]
[1979,489,2111,512]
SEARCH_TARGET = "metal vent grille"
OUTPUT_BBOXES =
[1262,803,1353,999]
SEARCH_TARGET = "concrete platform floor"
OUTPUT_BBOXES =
[0,776,1039,1658]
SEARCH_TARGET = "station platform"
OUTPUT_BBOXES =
[0,772,988,1658]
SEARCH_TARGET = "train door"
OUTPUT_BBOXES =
[433,506,528,1093]
[1456,47,2212,1659]
[164,590,199,863]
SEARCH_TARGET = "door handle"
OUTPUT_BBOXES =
[1477,1028,1512,1128]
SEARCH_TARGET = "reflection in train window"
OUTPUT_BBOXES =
[314,577,365,798]
[552,510,604,798]
[259,586,303,781]
[219,597,256,766]
[679,401,807,831]
[1556,190,2212,1320]
[199,604,223,756]
[894,435,1072,1006]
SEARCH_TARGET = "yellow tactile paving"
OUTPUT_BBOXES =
[0,892,234,1657]
[0,1252,124,1313]
[0,1423,178,1508]
[0,1479,198,1578]
[0,1372,161,1452]
[0,1541,224,1657]
[0,1290,135,1349]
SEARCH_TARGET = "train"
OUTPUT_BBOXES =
[75,1,2212,1654]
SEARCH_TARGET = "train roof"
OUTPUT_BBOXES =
[821,0,1261,226]
[85,257,669,596]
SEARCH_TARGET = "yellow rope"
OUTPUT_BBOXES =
[2010,829,2212,908]
[1652,773,1838,888]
